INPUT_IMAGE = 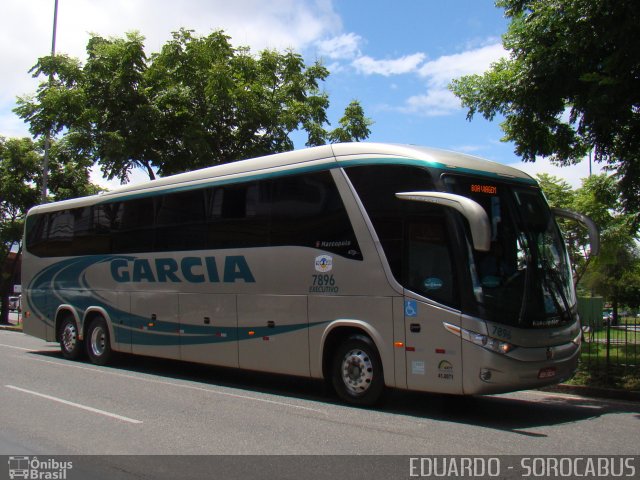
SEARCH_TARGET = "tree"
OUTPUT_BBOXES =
[16,29,373,183]
[0,136,100,324]
[328,100,373,143]
[576,176,640,322]
[450,0,640,212]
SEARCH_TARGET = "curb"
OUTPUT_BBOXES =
[541,383,640,402]
[0,324,22,332]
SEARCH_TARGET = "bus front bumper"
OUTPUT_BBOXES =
[461,340,580,395]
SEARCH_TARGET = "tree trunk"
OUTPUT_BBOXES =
[144,161,156,181]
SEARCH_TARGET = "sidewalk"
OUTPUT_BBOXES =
[0,312,22,331]
[541,383,640,402]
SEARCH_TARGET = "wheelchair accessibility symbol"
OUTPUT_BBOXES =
[405,300,418,317]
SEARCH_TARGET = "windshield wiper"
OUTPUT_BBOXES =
[515,232,533,326]
[542,261,573,321]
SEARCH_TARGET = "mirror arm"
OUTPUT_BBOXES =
[551,207,600,256]
[396,192,491,252]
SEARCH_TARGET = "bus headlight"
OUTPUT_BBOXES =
[486,336,515,354]
[443,322,515,355]
[471,333,515,354]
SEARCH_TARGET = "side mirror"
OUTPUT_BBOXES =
[551,207,600,256]
[396,191,491,252]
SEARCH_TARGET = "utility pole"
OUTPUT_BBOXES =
[41,0,59,203]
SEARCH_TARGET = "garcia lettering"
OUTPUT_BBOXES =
[111,256,255,283]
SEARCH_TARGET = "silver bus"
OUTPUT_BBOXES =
[21,143,598,405]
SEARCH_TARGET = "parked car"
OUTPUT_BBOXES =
[8,296,20,311]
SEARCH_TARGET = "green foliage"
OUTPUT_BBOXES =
[15,29,373,183]
[450,0,640,211]
[328,100,373,144]
[536,173,574,209]
[0,138,40,256]
[0,136,101,257]
[0,136,101,322]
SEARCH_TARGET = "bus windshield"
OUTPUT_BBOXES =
[444,176,576,328]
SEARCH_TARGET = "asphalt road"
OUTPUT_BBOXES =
[1,329,638,462]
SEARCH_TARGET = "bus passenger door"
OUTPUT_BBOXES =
[179,293,238,368]
[130,291,181,360]
[404,298,463,394]
[237,295,309,376]
[402,217,463,394]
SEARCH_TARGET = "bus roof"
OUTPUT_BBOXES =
[28,142,535,214]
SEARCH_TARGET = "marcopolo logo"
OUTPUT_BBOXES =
[110,255,255,284]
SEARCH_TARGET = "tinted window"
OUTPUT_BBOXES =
[207,182,270,249]
[26,170,361,259]
[270,172,361,258]
[404,215,456,306]
[73,207,104,255]
[346,165,458,307]
[112,197,155,253]
[25,213,51,257]
[44,210,75,256]
[156,189,208,251]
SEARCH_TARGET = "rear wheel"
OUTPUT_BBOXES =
[331,335,384,406]
[58,315,83,360]
[85,317,112,366]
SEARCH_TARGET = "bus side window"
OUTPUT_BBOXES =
[207,183,270,249]
[344,164,436,286]
[112,197,155,253]
[25,213,50,257]
[405,216,456,307]
[269,171,361,258]
[155,190,208,251]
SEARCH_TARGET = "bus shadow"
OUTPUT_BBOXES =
[380,389,638,437]
[29,349,639,435]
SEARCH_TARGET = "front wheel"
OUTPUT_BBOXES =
[331,335,384,406]
[59,315,83,360]
[85,317,113,366]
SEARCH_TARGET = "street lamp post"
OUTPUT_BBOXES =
[41,0,59,203]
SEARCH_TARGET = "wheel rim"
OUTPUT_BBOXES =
[62,322,77,352]
[341,348,374,395]
[90,325,106,357]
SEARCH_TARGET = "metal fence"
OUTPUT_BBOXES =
[578,298,640,390]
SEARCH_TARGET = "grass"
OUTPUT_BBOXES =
[566,316,640,390]
[586,328,639,344]
[566,362,640,391]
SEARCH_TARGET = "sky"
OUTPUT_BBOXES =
[0,0,604,190]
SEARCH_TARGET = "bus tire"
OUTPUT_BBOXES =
[86,317,112,366]
[58,315,83,360]
[331,335,384,406]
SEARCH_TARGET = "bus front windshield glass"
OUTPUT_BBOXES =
[444,176,576,328]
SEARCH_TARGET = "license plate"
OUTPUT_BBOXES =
[538,367,557,379]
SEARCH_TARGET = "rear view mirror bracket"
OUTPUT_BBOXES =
[396,191,491,252]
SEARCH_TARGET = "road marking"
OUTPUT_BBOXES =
[0,342,36,352]
[0,343,60,352]
[5,385,143,424]
[26,357,327,415]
